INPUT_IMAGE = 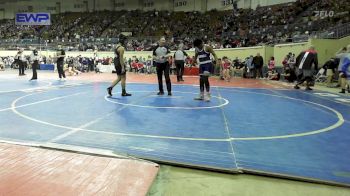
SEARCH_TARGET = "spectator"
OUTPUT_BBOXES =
[282,65,297,83]
[268,56,275,70]
[222,56,232,82]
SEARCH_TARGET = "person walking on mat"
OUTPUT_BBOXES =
[107,34,132,97]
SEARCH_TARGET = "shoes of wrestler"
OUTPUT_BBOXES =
[122,92,132,96]
[194,93,204,100]
[107,87,113,96]
[305,87,313,91]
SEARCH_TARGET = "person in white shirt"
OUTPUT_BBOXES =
[0,58,4,71]
[153,37,172,96]
[174,44,188,82]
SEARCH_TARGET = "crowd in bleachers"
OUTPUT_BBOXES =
[1,41,349,94]
[0,0,349,51]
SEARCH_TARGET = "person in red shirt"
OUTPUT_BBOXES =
[268,56,275,70]
[222,57,232,82]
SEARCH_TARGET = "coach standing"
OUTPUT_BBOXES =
[30,49,39,80]
[15,48,25,76]
[294,46,318,90]
[56,45,66,81]
[253,53,264,78]
[174,43,188,82]
[153,37,172,96]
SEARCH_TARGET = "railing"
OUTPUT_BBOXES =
[314,22,350,39]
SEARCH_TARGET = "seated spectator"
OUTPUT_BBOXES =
[323,58,339,87]
[232,57,244,77]
[130,59,139,73]
[282,65,297,83]
[267,69,280,80]
[146,55,153,74]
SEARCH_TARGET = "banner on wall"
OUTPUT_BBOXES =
[15,13,51,25]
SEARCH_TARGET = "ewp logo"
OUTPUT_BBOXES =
[15,13,51,26]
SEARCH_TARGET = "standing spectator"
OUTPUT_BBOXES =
[294,46,318,90]
[146,55,153,74]
[153,37,172,96]
[222,57,232,82]
[268,56,275,70]
[253,53,264,78]
[246,55,255,78]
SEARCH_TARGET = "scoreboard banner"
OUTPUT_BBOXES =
[15,13,51,25]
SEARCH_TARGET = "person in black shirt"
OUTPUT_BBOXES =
[282,65,297,83]
[107,34,132,97]
[323,58,339,87]
[253,53,264,78]
[56,46,66,80]
[30,49,39,80]
[294,46,318,90]
[15,48,25,76]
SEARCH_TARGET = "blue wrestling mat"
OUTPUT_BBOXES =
[1,77,350,187]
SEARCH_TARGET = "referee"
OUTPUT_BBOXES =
[153,37,172,96]
[174,43,188,82]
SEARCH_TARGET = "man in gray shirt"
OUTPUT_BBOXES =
[153,37,172,96]
[174,43,188,82]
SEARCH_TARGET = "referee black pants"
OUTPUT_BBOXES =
[156,62,171,93]
[175,60,184,81]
